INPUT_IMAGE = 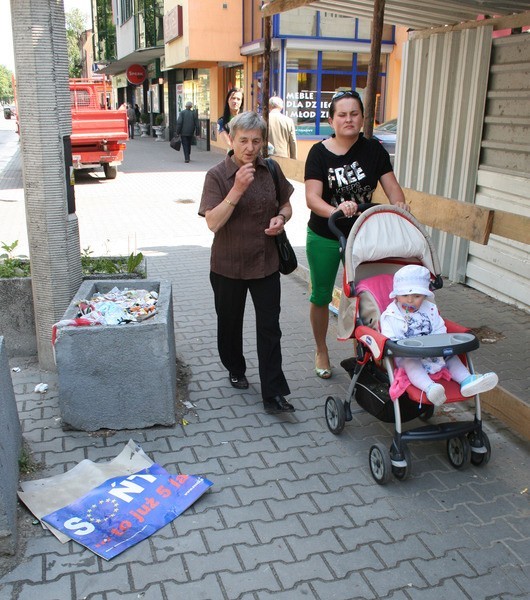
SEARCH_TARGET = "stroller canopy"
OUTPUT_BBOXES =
[344,205,441,285]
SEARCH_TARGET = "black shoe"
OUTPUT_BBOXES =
[185,159,190,163]
[229,373,249,389]
[263,395,295,414]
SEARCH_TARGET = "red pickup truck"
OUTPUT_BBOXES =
[70,78,128,179]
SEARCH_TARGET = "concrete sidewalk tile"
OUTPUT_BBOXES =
[106,584,165,600]
[412,550,477,585]
[16,576,75,600]
[334,521,393,550]
[372,535,429,569]
[364,561,428,597]
[74,564,131,597]
[238,538,294,570]
[456,567,528,599]
[322,545,384,575]
[311,573,376,600]
[218,565,281,597]
[273,554,333,588]
[286,529,344,561]
[252,517,307,544]
[185,545,242,579]
[163,573,227,599]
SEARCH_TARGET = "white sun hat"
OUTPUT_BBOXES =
[389,264,434,299]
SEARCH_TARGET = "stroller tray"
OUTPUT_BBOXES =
[387,332,479,358]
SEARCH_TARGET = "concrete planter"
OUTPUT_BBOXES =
[55,279,176,431]
[0,336,22,555]
[0,277,37,357]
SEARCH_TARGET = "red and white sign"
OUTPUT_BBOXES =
[126,64,147,86]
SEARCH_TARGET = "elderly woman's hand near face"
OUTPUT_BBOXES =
[233,162,255,195]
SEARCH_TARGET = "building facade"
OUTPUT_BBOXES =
[91,1,403,154]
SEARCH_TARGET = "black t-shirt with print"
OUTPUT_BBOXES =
[304,134,393,239]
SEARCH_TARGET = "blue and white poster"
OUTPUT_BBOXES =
[42,463,213,560]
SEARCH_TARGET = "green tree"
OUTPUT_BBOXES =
[0,65,14,104]
[66,8,88,78]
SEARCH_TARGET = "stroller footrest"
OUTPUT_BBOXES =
[401,420,477,442]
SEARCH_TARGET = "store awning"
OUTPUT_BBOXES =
[262,1,530,30]
[96,47,164,76]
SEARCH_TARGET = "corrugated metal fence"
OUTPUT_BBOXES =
[397,26,529,311]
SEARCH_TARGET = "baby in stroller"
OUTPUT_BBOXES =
[380,265,498,406]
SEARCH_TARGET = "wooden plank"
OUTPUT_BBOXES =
[408,11,530,40]
[481,386,530,442]
[274,157,530,245]
[373,186,494,244]
[271,156,306,182]
[490,209,530,245]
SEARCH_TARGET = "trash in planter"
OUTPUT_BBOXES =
[77,286,158,324]
[12,366,21,372]
[52,287,158,343]
[18,440,213,560]
[34,383,48,393]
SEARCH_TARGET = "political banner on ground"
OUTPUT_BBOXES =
[42,463,213,560]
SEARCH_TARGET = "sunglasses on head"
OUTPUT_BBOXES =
[331,90,361,101]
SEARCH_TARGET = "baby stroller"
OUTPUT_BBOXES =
[325,205,492,484]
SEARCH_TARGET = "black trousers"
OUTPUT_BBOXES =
[128,121,135,139]
[210,271,290,400]
[181,135,192,161]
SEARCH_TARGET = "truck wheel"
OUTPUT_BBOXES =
[103,164,117,179]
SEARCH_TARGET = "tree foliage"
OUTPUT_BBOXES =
[66,8,88,78]
[0,65,14,104]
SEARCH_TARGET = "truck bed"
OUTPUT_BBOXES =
[71,110,128,145]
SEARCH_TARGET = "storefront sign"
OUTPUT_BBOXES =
[126,64,147,86]
[285,91,331,121]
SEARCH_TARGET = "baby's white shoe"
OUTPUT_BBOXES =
[460,372,498,397]
[426,382,446,406]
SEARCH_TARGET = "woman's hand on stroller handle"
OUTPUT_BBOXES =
[328,202,376,252]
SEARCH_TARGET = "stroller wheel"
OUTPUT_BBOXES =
[391,444,412,481]
[325,396,345,434]
[369,444,392,485]
[418,405,435,421]
[468,431,492,466]
[447,435,471,469]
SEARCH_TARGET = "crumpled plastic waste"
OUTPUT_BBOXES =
[34,383,48,393]
[52,287,158,344]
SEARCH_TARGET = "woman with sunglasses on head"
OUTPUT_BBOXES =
[218,88,244,151]
[305,90,408,379]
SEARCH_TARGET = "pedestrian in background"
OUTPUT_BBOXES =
[217,88,244,152]
[199,111,295,415]
[126,103,136,139]
[176,101,199,163]
[268,96,297,159]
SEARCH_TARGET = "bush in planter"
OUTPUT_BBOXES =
[139,113,150,125]
[0,240,30,278]
[155,113,165,127]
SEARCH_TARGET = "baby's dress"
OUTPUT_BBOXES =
[401,309,446,374]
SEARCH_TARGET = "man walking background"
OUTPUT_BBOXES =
[268,97,297,159]
[176,101,199,163]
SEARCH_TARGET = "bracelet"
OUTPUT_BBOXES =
[225,199,235,206]
[277,213,286,223]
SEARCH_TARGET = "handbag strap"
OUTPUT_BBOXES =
[265,158,280,205]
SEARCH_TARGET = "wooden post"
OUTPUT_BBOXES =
[363,0,385,139]
[262,15,272,156]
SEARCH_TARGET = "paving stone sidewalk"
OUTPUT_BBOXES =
[0,125,529,599]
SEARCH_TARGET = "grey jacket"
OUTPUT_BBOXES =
[176,108,199,136]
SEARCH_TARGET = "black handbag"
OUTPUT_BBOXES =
[275,230,297,275]
[265,158,298,275]
[170,135,181,151]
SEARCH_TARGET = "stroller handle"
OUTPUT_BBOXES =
[328,203,376,255]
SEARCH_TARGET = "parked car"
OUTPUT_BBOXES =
[373,118,397,165]
[3,105,16,120]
